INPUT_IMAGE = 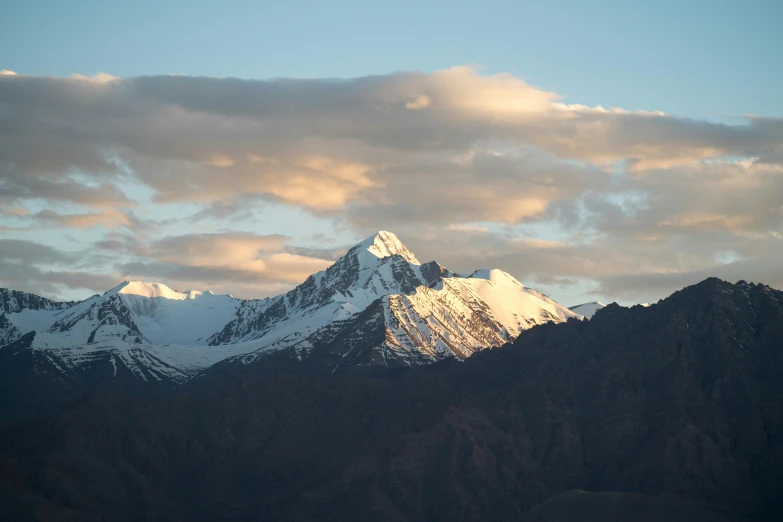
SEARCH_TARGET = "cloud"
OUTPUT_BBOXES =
[96,232,333,298]
[69,72,119,84]
[0,239,116,298]
[570,160,783,244]
[394,223,783,304]
[0,67,781,302]
[405,95,431,110]
[2,66,780,218]
[0,239,74,264]
[595,254,783,301]
[283,246,347,261]
[30,209,132,229]
[346,148,608,228]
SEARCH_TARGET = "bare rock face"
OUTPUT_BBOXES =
[0,277,780,521]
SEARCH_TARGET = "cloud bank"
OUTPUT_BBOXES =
[0,67,781,302]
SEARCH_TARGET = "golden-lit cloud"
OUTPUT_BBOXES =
[405,94,431,110]
[0,67,781,301]
[100,232,334,298]
[2,66,781,220]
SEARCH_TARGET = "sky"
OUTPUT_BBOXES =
[1,0,782,306]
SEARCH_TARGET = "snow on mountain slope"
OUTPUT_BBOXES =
[8,281,242,348]
[207,232,450,346]
[568,301,606,319]
[0,289,84,347]
[214,237,582,370]
[45,292,149,346]
[460,275,579,331]
[22,333,265,382]
[115,281,192,300]
[467,268,524,287]
[338,274,578,367]
[1,282,246,383]
[115,282,241,344]
[363,230,420,264]
[6,308,66,336]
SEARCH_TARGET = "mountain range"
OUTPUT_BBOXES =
[0,231,587,418]
[0,276,780,521]
[2,231,781,521]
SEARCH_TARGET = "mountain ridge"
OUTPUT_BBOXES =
[0,231,582,414]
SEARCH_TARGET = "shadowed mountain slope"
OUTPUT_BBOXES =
[0,278,780,521]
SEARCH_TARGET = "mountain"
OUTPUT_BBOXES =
[0,231,581,418]
[206,232,578,359]
[208,261,580,372]
[568,301,606,319]
[0,277,779,521]
[0,288,76,315]
[0,289,77,346]
[205,231,454,346]
[114,281,242,344]
[0,283,246,417]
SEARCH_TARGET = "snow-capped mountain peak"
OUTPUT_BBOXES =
[106,280,209,301]
[359,231,420,264]
[568,301,606,319]
[468,269,525,288]
[205,232,444,346]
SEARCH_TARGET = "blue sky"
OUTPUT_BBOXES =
[3,0,781,118]
[1,0,782,306]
